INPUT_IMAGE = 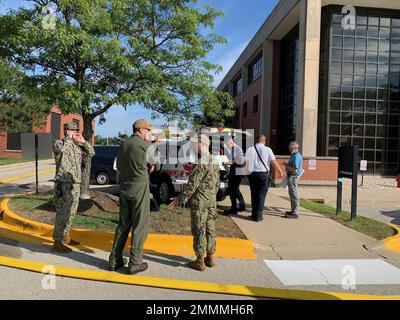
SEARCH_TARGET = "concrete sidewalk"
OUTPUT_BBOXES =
[221,186,398,260]
[268,183,400,226]
[0,184,400,298]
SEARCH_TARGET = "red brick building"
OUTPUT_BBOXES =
[219,0,400,183]
[0,106,94,158]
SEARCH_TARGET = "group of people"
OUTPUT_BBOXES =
[50,119,303,274]
[224,134,304,221]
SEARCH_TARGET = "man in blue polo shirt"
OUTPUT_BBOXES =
[285,141,304,219]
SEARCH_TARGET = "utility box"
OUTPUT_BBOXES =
[337,145,359,220]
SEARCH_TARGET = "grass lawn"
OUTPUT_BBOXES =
[0,157,32,166]
[281,196,396,240]
[8,192,246,239]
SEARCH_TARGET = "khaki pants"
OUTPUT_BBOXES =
[109,179,151,267]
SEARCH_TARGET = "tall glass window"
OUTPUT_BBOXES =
[248,56,263,84]
[233,77,242,97]
[277,25,299,154]
[319,6,400,175]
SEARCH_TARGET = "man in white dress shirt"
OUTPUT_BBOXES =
[245,135,283,222]
[224,138,246,215]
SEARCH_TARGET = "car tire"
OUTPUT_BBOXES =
[96,172,110,185]
[157,179,173,204]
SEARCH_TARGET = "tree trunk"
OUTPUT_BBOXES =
[80,115,94,199]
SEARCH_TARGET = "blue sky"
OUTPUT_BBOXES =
[0,0,279,137]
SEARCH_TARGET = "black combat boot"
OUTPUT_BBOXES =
[224,208,238,215]
[110,258,128,271]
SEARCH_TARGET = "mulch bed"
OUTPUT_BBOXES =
[9,191,246,239]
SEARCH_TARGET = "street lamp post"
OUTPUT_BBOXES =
[107,125,109,146]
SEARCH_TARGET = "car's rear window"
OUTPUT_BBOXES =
[94,146,119,158]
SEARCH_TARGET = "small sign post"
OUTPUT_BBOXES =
[35,134,39,195]
[21,132,52,195]
[360,160,367,187]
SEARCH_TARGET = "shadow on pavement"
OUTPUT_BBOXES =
[0,237,23,259]
[380,210,400,226]
[0,236,109,270]
[0,232,194,273]
[219,204,330,221]
[143,253,191,268]
[0,225,204,272]
[0,182,52,200]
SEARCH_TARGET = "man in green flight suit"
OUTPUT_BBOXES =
[52,122,95,253]
[169,134,220,271]
[109,119,156,274]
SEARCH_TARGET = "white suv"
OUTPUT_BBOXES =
[149,140,229,203]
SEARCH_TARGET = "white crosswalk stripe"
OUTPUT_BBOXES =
[264,259,400,286]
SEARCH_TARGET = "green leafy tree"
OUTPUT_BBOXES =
[95,132,130,146]
[0,0,234,196]
[192,91,234,128]
[115,132,129,144]
[94,134,106,145]
[0,60,51,133]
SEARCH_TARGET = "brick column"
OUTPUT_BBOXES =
[296,0,321,157]
[260,39,274,139]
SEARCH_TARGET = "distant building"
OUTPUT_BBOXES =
[0,106,94,158]
[218,0,400,181]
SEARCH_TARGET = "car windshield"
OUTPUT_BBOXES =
[94,146,119,158]
[148,140,195,165]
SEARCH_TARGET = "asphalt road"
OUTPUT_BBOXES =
[0,159,118,198]
[1,160,400,299]
[0,161,263,300]
[0,160,56,198]
[0,265,258,300]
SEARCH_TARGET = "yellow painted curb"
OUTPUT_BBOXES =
[0,255,398,300]
[0,169,55,184]
[1,198,399,300]
[0,199,256,259]
[384,224,400,255]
